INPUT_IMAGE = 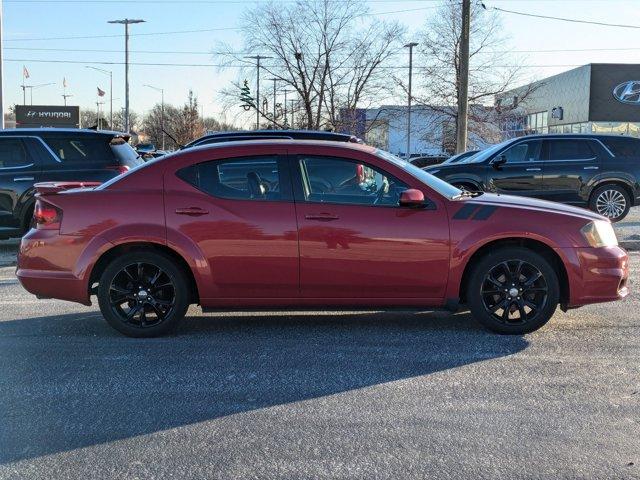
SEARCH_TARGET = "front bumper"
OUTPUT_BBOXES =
[558,245,629,307]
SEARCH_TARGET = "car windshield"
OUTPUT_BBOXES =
[375,149,462,199]
[459,140,513,164]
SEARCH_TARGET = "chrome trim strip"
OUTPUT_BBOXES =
[0,163,34,171]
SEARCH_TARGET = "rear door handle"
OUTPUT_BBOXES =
[525,168,541,172]
[13,176,34,182]
[175,207,209,216]
[305,213,340,221]
[583,166,599,170]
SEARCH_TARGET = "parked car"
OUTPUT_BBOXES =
[425,134,640,222]
[0,129,142,239]
[408,155,448,168]
[438,149,480,166]
[183,129,363,149]
[18,140,628,337]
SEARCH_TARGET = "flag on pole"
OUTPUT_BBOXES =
[97,87,106,97]
[63,77,68,88]
[23,66,30,79]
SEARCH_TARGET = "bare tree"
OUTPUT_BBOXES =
[404,1,537,148]
[219,0,404,131]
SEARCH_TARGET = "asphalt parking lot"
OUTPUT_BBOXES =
[0,233,638,478]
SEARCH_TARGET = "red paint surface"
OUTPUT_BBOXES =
[17,140,629,310]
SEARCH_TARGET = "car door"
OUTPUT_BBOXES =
[540,138,600,204]
[487,139,543,197]
[165,152,300,299]
[292,154,450,301]
[0,137,40,233]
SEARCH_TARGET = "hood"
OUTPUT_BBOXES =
[460,192,607,222]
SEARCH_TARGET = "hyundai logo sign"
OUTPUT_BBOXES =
[613,81,640,105]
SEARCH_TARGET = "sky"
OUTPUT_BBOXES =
[3,0,640,127]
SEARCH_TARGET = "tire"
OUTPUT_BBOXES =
[589,184,631,222]
[97,251,190,337]
[467,247,559,334]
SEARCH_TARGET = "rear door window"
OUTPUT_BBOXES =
[546,139,595,160]
[177,156,286,201]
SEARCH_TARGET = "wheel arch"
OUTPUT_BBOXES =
[457,237,570,307]
[589,178,635,204]
[88,242,200,303]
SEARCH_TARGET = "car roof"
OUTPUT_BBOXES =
[183,129,362,148]
[183,138,376,155]
[506,133,640,141]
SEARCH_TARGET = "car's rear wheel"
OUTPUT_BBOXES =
[467,247,559,334]
[97,251,190,337]
[589,184,631,222]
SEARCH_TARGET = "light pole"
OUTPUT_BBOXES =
[108,18,145,133]
[144,84,165,150]
[282,89,293,128]
[456,0,471,153]
[25,82,54,105]
[404,42,418,159]
[86,66,113,128]
[245,55,272,130]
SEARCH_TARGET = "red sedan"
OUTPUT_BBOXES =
[17,140,629,337]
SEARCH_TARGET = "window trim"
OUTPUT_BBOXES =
[290,154,420,209]
[176,154,293,203]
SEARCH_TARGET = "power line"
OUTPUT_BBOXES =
[3,58,584,68]
[494,6,640,29]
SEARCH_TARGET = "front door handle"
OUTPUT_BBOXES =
[525,168,541,172]
[175,207,209,216]
[583,166,599,170]
[13,176,34,182]
[305,213,340,221]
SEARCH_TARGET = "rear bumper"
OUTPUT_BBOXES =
[558,245,629,307]
[16,229,112,305]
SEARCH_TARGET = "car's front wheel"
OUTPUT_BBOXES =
[97,251,190,337]
[589,184,631,222]
[467,247,559,334]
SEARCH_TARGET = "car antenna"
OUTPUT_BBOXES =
[162,127,182,149]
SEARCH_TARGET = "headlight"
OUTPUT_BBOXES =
[580,220,618,247]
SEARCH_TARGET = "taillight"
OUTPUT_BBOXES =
[108,165,130,175]
[33,199,62,230]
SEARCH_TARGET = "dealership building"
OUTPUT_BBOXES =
[498,63,640,138]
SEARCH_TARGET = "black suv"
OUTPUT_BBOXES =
[424,134,640,221]
[182,129,362,149]
[0,129,142,239]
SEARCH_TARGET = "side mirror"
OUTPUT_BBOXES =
[492,154,507,169]
[399,189,425,208]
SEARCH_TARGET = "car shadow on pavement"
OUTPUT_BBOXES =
[0,310,528,464]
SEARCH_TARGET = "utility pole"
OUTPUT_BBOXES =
[269,78,278,128]
[144,84,164,150]
[404,42,418,159]
[0,0,4,129]
[109,18,145,133]
[282,89,292,128]
[245,55,272,130]
[456,0,471,153]
[289,99,295,128]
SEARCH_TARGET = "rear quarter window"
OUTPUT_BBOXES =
[600,137,640,158]
[42,135,142,168]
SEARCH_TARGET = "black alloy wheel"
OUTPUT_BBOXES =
[98,251,190,337]
[108,262,176,328]
[480,260,547,326]
[467,247,559,334]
